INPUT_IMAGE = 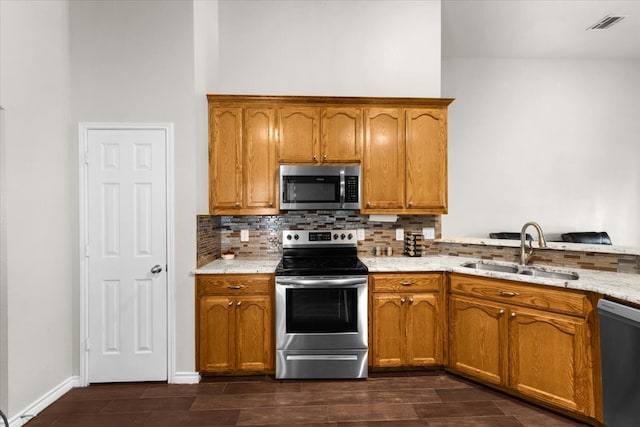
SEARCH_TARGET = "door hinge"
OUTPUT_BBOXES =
[85,338,90,352]
[84,151,89,164]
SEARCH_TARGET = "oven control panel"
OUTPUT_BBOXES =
[282,229,357,246]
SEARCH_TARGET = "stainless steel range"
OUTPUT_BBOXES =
[275,229,368,379]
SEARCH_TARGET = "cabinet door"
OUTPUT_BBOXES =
[244,108,277,211]
[235,295,273,373]
[209,106,242,212]
[278,107,319,163]
[371,293,405,367]
[449,295,508,386]
[363,108,405,210]
[406,293,441,366]
[198,295,235,372]
[320,107,362,163]
[405,108,447,212]
[509,307,595,417]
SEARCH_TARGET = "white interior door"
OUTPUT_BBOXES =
[86,127,167,383]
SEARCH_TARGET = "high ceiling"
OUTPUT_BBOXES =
[442,0,640,59]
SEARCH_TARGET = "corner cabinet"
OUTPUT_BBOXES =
[370,273,445,368]
[448,274,600,420]
[196,274,274,375]
[362,104,451,214]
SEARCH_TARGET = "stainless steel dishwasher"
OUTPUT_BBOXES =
[598,299,640,427]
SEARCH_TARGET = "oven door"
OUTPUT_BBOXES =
[275,276,368,351]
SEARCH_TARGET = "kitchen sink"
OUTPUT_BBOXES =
[460,261,520,274]
[460,261,579,281]
[518,268,579,280]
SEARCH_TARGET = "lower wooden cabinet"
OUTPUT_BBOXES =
[370,273,444,368]
[448,274,599,420]
[196,274,274,375]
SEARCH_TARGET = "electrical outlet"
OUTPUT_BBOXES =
[240,229,249,242]
[396,228,404,241]
[357,229,365,241]
[423,227,435,240]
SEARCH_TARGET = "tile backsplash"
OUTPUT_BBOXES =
[196,211,440,267]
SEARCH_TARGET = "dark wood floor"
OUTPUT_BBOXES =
[24,372,589,426]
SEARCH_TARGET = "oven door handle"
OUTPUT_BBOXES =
[339,168,345,208]
[276,277,367,287]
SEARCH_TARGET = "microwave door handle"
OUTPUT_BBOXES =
[340,169,345,208]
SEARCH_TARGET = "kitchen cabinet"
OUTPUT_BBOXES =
[196,274,274,375]
[448,274,599,419]
[277,107,320,164]
[208,102,278,215]
[278,107,362,164]
[362,105,451,214]
[370,273,444,368]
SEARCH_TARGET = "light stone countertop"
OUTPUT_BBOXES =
[194,255,640,306]
[437,237,640,256]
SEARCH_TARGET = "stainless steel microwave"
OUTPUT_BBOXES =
[279,165,361,210]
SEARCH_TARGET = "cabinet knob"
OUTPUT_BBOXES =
[228,301,233,306]
[269,202,273,207]
[408,201,413,207]
[498,309,505,315]
[323,154,327,160]
[401,298,406,304]
[313,155,317,161]
[409,297,414,304]
[366,202,371,208]
[237,301,242,306]
[235,202,240,207]
[510,312,517,318]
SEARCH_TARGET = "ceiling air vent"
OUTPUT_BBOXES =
[587,15,626,30]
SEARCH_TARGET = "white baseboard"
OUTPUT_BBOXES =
[172,371,201,384]
[9,376,80,427]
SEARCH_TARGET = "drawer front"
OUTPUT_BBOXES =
[449,274,589,316]
[197,274,273,295]
[371,273,442,292]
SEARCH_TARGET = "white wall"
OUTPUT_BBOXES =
[216,0,441,97]
[442,57,640,246]
[69,0,198,375]
[0,0,74,417]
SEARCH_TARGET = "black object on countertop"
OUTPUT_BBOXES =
[490,232,533,241]
[561,232,612,245]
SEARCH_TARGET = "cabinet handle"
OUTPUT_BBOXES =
[409,297,414,304]
[235,202,240,208]
[510,312,517,318]
[228,301,233,306]
[499,290,519,297]
[237,301,242,306]
[408,201,413,207]
[498,309,505,315]
[401,297,406,304]
[323,154,327,160]
[269,202,273,207]
[227,285,245,290]
[313,155,317,161]
[399,282,414,287]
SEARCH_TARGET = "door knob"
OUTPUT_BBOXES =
[150,264,163,274]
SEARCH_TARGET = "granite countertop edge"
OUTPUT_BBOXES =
[193,255,640,305]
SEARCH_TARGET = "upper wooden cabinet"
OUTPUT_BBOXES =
[277,107,320,163]
[208,101,278,215]
[362,105,451,214]
[207,95,452,215]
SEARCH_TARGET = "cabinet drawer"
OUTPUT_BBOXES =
[197,274,273,295]
[371,273,442,292]
[449,274,590,316]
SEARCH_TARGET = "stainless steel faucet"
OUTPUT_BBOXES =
[520,221,547,265]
